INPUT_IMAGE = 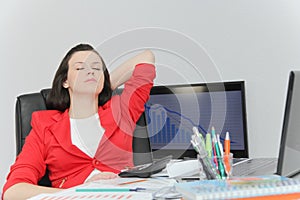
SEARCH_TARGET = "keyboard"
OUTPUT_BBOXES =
[233,158,277,176]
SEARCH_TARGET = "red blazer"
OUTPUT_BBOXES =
[3,63,155,193]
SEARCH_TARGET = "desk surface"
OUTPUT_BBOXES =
[27,177,177,200]
[26,174,300,200]
[24,158,300,200]
[293,173,300,179]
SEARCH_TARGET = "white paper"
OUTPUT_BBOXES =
[27,191,152,200]
[27,177,176,200]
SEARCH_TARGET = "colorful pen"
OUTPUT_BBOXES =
[191,139,200,153]
[211,127,218,168]
[75,188,146,192]
[118,179,147,185]
[224,131,231,174]
[217,133,224,156]
[205,133,212,158]
[213,136,227,179]
[224,131,230,156]
[191,127,220,179]
[192,127,205,148]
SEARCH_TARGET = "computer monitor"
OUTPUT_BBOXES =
[144,81,249,159]
[276,71,300,177]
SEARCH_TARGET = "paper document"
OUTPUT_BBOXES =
[27,177,175,200]
[81,177,175,189]
[27,191,152,200]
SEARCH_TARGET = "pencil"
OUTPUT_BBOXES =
[118,179,147,185]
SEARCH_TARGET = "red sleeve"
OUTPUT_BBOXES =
[125,63,156,122]
[110,63,156,133]
[2,112,47,195]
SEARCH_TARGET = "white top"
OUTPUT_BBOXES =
[70,113,104,157]
[70,113,104,182]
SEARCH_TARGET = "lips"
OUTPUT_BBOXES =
[85,78,97,83]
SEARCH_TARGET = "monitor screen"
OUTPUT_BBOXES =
[144,81,249,159]
[277,71,300,177]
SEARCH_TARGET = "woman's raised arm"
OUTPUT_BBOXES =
[110,50,155,90]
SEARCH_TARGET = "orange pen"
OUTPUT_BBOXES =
[224,131,230,155]
[224,131,231,174]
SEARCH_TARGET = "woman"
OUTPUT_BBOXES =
[3,44,155,199]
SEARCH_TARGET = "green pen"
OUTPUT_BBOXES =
[213,136,227,179]
[205,133,212,158]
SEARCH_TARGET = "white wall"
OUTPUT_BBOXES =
[1,0,300,189]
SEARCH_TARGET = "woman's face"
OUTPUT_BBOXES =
[64,51,104,96]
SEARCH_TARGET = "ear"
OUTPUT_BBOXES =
[62,80,69,88]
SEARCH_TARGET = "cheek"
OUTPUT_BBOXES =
[67,72,80,88]
[96,74,105,91]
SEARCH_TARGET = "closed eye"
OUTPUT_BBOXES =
[92,67,102,71]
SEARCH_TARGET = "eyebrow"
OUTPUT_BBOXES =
[72,62,84,65]
[91,61,102,64]
[72,61,102,66]
[73,61,102,64]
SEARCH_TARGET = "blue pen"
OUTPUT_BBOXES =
[75,187,146,192]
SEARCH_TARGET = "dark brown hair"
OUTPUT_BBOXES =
[46,44,112,111]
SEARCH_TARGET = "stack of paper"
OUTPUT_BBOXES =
[175,175,300,200]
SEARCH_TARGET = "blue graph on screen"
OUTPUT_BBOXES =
[144,91,245,150]
[145,103,207,149]
[145,103,207,134]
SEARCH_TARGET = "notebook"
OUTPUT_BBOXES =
[233,71,300,177]
[175,175,300,200]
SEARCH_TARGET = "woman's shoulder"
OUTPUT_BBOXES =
[31,110,64,123]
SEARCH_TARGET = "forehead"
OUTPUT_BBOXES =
[69,51,102,65]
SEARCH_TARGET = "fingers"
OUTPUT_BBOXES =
[86,172,118,183]
[98,172,118,179]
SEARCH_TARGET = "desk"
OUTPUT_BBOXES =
[27,175,300,200]
[26,162,300,200]
[27,177,179,200]
[293,173,300,179]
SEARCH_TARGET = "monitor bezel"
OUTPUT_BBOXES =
[276,71,300,177]
[147,81,249,159]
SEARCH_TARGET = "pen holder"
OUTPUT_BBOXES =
[210,153,233,179]
[197,153,233,180]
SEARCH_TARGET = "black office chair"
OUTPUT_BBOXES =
[15,89,153,186]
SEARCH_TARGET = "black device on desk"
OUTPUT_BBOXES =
[119,155,172,178]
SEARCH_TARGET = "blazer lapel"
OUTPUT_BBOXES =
[49,109,90,158]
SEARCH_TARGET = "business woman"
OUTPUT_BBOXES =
[3,44,156,200]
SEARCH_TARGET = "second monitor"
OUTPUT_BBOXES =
[144,81,248,159]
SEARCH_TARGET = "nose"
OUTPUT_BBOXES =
[87,67,95,75]
[88,71,94,75]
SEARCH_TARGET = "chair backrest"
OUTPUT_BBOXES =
[15,89,153,186]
